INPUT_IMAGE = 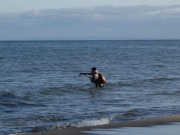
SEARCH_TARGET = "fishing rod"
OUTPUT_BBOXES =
[79,74,91,79]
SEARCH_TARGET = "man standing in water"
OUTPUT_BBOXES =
[79,67,106,87]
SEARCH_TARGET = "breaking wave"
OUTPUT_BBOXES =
[50,117,114,130]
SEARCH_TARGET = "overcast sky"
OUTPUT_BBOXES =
[0,0,180,40]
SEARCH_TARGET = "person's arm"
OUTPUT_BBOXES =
[79,73,91,75]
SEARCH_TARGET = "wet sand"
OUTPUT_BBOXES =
[25,114,180,135]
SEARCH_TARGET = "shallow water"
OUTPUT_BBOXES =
[85,123,180,135]
[0,40,180,134]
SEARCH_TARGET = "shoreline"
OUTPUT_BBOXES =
[24,114,180,135]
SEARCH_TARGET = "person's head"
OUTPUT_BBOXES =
[92,67,96,72]
[92,67,99,74]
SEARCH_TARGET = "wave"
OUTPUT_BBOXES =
[0,92,45,108]
[38,87,63,95]
[72,117,114,128]
[50,117,114,130]
[9,108,175,135]
[143,77,180,82]
[48,108,155,131]
[49,108,153,131]
[113,76,180,88]
[0,92,17,98]
[148,89,180,96]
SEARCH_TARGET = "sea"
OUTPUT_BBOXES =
[0,40,180,135]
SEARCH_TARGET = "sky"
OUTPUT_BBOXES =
[0,0,180,40]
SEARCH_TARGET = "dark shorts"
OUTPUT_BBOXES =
[94,81,106,87]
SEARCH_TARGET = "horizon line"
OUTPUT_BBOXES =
[0,39,180,42]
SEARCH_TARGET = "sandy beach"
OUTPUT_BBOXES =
[24,114,180,135]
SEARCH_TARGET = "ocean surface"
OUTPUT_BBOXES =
[0,40,180,135]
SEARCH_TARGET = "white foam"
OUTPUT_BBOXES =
[9,133,28,135]
[73,117,114,128]
[40,117,114,132]
[50,123,71,130]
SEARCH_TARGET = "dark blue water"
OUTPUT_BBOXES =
[0,40,180,135]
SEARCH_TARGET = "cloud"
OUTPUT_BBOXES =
[0,5,180,40]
